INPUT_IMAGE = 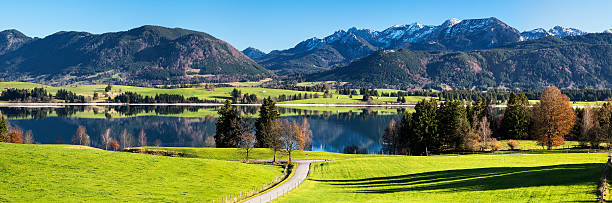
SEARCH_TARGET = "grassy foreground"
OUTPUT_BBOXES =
[143,147,381,161]
[0,143,283,202]
[276,153,608,203]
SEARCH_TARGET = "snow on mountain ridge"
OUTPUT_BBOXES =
[521,26,588,40]
[549,26,587,38]
[289,17,518,51]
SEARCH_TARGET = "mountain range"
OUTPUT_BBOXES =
[311,33,612,89]
[0,25,270,85]
[1,18,612,89]
[249,17,603,76]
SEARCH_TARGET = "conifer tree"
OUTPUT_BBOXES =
[255,97,280,147]
[501,93,531,139]
[215,100,242,147]
[437,100,470,151]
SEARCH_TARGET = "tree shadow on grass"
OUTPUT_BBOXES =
[311,163,603,198]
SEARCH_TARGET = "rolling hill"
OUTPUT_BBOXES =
[0,25,272,85]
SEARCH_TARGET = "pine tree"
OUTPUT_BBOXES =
[255,97,280,147]
[500,93,531,139]
[215,100,242,147]
[410,99,439,155]
[437,100,470,151]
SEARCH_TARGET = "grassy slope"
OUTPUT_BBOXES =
[276,153,608,203]
[0,143,283,202]
[144,147,381,161]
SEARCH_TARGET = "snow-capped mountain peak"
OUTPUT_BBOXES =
[442,18,462,27]
[521,26,588,40]
[548,26,587,38]
[521,28,552,40]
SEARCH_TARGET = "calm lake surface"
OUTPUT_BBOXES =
[1,106,409,154]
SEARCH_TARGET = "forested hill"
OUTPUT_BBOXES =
[310,33,612,90]
[0,25,272,85]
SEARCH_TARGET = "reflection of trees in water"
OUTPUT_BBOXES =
[0,106,407,120]
[0,107,53,119]
[343,145,368,154]
[65,116,217,148]
[3,106,407,154]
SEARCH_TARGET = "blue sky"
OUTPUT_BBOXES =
[2,0,611,52]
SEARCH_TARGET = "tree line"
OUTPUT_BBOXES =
[0,88,85,103]
[383,87,583,155]
[412,89,612,103]
[214,98,313,162]
[111,92,217,103]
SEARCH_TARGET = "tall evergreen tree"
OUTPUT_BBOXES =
[256,97,281,147]
[398,112,413,155]
[437,100,470,151]
[215,100,242,147]
[500,93,531,139]
[409,99,439,155]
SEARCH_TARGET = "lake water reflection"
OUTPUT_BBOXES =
[1,106,408,154]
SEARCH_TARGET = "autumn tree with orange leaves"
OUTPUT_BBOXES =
[297,119,313,151]
[532,87,575,150]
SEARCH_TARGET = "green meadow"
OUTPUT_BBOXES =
[275,153,609,203]
[0,143,284,202]
[0,82,427,104]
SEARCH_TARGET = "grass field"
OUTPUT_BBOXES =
[0,82,428,104]
[275,153,609,202]
[1,82,609,106]
[0,143,284,202]
[143,147,381,161]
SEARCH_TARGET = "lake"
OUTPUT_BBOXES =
[1,105,409,154]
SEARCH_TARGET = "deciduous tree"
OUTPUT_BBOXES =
[383,119,399,154]
[8,128,23,144]
[120,129,133,149]
[264,121,283,163]
[110,139,120,151]
[72,125,90,146]
[138,129,147,147]
[298,119,312,150]
[280,120,300,163]
[23,130,34,144]
[532,87,576,149]
[100,128,112,150]
[238,132,257,162]
[0,115,8,143]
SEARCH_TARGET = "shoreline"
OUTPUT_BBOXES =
[0,102,419,107]
[0,103,600,108]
